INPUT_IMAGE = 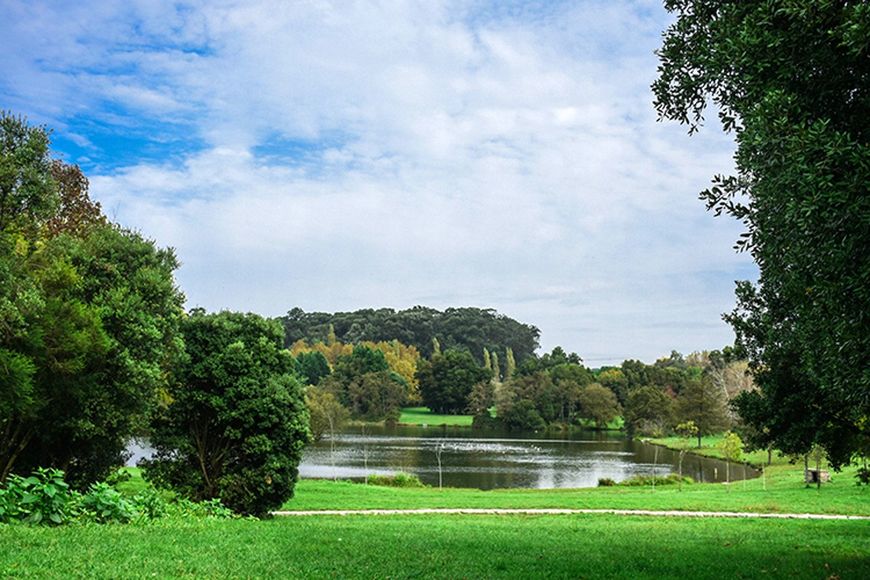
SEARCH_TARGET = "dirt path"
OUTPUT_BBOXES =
[272,508,869,520]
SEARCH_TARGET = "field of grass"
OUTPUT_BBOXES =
[1,513,868,578]
[398,406,474,426]
[3,443,868,578]
[287,461,869,515]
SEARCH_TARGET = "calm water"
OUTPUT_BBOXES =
[299,424,758,489]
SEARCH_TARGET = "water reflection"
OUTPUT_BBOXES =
[299,424,758,490]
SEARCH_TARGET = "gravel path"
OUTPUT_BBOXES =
[272,508,869,520]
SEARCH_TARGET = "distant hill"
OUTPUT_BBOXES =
[280,306,540,363]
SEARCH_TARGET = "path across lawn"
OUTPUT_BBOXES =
[272,508,869,520]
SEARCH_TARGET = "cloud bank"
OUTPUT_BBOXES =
[0,0,756,364]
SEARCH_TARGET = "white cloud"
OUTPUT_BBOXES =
[2,0,755,364]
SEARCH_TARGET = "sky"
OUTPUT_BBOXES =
[0,0,757,365]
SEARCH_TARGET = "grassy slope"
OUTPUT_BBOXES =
[1,514,868,578]
[398,406,474,426]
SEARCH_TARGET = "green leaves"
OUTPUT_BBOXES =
[143,310,310,517]
[655,0,870,468]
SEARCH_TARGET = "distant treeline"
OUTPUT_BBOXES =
[281,306,540,363]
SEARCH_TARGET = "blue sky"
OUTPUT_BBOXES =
[0,0,756,364]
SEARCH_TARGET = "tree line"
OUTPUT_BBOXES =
[281,306,540,362]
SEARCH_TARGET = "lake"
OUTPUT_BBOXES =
[298,424,758,489]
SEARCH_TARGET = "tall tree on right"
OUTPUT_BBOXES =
[653,1,869,468]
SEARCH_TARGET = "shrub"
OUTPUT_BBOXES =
[366,473,427,488]
[619,474,693,487]
[143,311,311,517]
[170,497,235,519]
[131,488,168,520]
[597,478,616,487]
[81,482,135,523]
[0,468,73,525]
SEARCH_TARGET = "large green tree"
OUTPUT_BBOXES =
[653,1,870,467]
[0,113,184,485]
[416,350,491,414]
[143,310,309,517]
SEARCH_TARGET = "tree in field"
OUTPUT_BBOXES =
[676,377,728,448]
[416,350,491,414]
[653,1,870,468]
[624,386,675,438]
[143,311,310,517]
[576,383,621,430]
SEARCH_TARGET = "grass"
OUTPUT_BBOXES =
[398,406,474,426]
[283,435,869,516]
[1,514,868,578]
[4,443,868,578]
[286,462,869,515]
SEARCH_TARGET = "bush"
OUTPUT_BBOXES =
[500,399,547,431]
[81,482,135,523]
[619,474,693,487]
[131,488,168,520]
[143,311,311,517]
[597,478,616,487]
[170,497,235,519]
[0,468,72,525]
[366,473,427,488]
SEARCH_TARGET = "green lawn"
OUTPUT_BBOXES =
[285,434,868,515]
[287,461,869,515]
[4,448,869,578]
[399,406,474,426]
[1,513,868,578]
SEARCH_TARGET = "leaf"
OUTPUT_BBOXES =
[49,512,62,524]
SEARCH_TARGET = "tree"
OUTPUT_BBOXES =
[295,350,331,386]
[0,113,56,233]
[416,350,491,414]
[719,431,744,486]
[676,377,728,448]
[305,386,349,442]
[597,368,629,405]
[466,380,494,417]
[347,370,406,422]
[504,347,516,379]
[490,351,500,382]
[143,311,310,517]
[624,386,675,437]
[44,161,106,237]
[653,1,870,468]
[576,383,621,430]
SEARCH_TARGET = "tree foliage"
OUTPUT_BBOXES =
[676,377,729,448]
[416,350,491,414]
[143,311,310,517]
[654,0,870,468]
[281,306,540,363]
[0,112,184,486]
[576,383,621,430]
[624,386,675,437]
